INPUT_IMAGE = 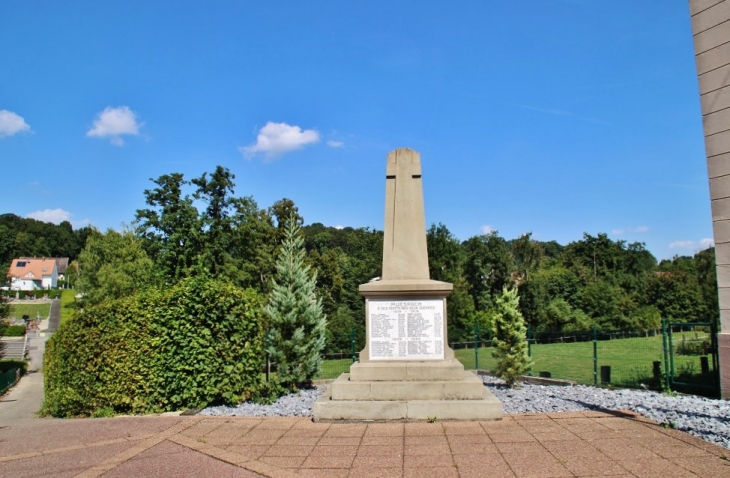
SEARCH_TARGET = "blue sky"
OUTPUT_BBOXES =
[0,1,713,260]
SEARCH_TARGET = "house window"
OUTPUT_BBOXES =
[17,261,26,267]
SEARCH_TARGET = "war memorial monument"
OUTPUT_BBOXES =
[313,148,503,421]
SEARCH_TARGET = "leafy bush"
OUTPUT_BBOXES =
[3,325,26,337]
[675,338,711,356]
[43,276,264,417]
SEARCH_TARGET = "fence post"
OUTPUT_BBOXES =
[265,330,270,383]
[474,322,479,370]
[712,320,720,397]
[593,325,598,386]
[350,327,356,363]
[668,322,676,381]
[662,319,671,392]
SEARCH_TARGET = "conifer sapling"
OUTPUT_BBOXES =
[491,286,532,387]
[265,217,327,390]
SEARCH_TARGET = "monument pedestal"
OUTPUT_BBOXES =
[313,279,502,422]
[313,361,502,421]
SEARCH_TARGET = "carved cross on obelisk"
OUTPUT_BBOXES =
[382,148,430,281]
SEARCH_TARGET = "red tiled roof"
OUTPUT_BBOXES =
[7,258,58,279]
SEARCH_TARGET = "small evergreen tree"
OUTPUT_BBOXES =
[491,286,532,387]
[265,217,327,390]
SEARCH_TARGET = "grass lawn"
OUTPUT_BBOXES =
[317,333,717,394]
[60,289,77,325]
[9,303,51,321]
[316,357,355,380]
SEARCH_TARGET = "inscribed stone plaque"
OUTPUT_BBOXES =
[368,299,445,361]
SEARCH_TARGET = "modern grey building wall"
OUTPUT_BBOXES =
[689,0,730,398]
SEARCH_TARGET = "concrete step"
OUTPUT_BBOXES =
[314,384,503,422]
[331,373,488,401]
[349,359,467,381]
[1,340,27,360]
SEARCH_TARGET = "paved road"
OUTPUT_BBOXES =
[0,318,50,424]
[47,297,60,332]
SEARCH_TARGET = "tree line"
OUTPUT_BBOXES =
[5,166,717,347]
[0,214,93,282]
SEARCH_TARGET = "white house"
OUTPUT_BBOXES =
[7,258,58,291]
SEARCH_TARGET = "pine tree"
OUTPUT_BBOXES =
[265,218,327,390]
[491,286,532,387]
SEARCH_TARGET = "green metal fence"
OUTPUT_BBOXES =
[527,327,668,388]
[0,366,21,395]
[281,321,720,396]
[663,321,719,396]
[444,322,719,397]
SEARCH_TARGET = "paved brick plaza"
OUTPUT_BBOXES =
[1,411,729,477]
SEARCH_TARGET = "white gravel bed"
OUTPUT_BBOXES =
[480,375,730,449]
[200,377,730,449]
[200,386,327,418]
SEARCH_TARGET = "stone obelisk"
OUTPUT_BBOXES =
[314,148,502,421]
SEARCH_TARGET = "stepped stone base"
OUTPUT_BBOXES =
[313,380,502,421]
[349,359,464,381]
[330,373,487,401]
[313,360,503,422]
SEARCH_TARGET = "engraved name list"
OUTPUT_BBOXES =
[368,299,445,360]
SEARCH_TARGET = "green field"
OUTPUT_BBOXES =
[60,290,77,325]
[9,303,51,321]
[316,333,717,394]
[317,357,355,380]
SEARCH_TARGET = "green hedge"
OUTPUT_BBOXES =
[43,276,265,417]
[3,325,26,337]
[0,359,28,374]
[0,290,61,300]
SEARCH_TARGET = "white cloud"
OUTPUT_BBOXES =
[327,140,344,148]
[241,122,320,159]
[0,110,30,137]
[71,218,92,228]
[86,106,142,146]
[669,238,715,251]
[27,208,72,224]
[700,238,715,248]
[611,226,649,235]
[669,240,694,249]
[334,225,344,230]
[480,224,495,235]
[26,208,91,228]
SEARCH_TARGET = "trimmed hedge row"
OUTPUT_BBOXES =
[3,290,61,300]
[3,325,26,337]
[43,276,265,417]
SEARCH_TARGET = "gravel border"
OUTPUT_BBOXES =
[200,376,730,449]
